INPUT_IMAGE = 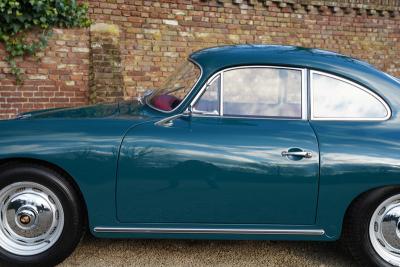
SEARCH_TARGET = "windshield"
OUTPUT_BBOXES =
[147,60,201,111]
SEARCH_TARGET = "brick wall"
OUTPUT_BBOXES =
[0,29,89,119]
[1,0,400,119]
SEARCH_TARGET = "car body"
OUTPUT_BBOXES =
[0,45,400,266]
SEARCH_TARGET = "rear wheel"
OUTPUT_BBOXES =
[369,192,400,266]
[0,163,85,267]
[344,187,400,267]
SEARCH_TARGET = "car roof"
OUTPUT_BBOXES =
[188,45,400,115]
[189,44,400,91]
[189,45,373,74]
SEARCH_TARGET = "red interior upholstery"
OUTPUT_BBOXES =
[151,95,180,111]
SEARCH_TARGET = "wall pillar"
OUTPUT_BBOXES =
[89,23,124,104]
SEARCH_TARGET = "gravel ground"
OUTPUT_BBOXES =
[58,235,358,267]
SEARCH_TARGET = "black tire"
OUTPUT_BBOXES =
[0,163,85,267]
[343,186,400,267]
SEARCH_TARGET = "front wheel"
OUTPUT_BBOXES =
[0,163,85,267]
[344,187,400,267]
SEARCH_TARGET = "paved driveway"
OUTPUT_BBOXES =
[60,235,357,267]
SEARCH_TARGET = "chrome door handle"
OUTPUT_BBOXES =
[281,151,313,159]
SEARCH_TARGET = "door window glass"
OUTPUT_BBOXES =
[223,68,302,118]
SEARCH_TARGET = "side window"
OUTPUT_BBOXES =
[193,75,220,115]
[311,72,390,120]
[223,68,302,118]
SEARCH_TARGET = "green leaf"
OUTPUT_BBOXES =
[0,0,91,82]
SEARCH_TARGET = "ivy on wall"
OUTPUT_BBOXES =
[0,0,91,82]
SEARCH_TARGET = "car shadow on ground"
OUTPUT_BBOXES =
[56,234,357,267]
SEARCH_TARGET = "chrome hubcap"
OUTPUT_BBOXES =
[370,194,400,266]
[0,182,64,255]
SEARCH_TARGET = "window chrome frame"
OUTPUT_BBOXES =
[189,65,308,120]
[310,70,392,121]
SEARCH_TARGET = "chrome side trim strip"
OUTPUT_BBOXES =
[93,227,325,236]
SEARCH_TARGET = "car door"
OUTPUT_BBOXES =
[117,66,320,225]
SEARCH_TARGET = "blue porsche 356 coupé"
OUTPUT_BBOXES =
[0,45,399,266]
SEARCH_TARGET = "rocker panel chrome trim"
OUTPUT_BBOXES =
[93,227,325,236]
